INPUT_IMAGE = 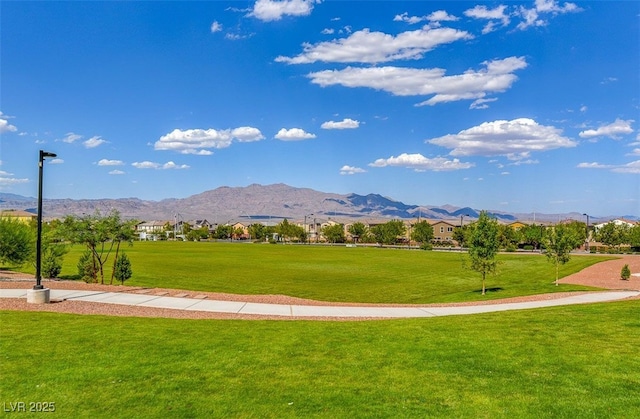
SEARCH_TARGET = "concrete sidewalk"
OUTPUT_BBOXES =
[1,289,638,318]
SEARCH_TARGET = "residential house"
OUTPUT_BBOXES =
[430,220,458,243]
[0,209,37,224]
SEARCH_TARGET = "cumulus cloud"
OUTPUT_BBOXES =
[61,132,83,143]
[394,10,459,25]
[109,170,126,175]
[97,159,124,166]
[339,165,366,175]
[308,56,527,106]
[274,128,316,141]
[210,21,223,33]
[321,118,360,130]
[276,26,472,64]
[132,161,190,170]
[516,0,581,30]
[155,127,265,154]
[369,153,474,172]
[464,5,510,33]
[84,136,107,148]
[0,112,17,133]
[427,118,577,160]
[578,119,634,140]
[578,160,640,174]
[248,0,319,22]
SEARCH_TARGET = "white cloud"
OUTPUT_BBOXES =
[369,153,474,172]
[578,160,640,174]
[248,0,319,22]
[109,170,126,175]
[579,119,634,140]
[276,26,472,64]
[308,56,527,106]
[132,161,189,170]
[427,118,577,159]
[321,28,334,35]
[49,159,64,164]
[321,118,360,130]
[464,5,510,26]
[469,97,498,110]
[210,21,223,33]
[427,10,459,22]
[274,128,316,141]
[517,0,582,30]
[0,112,17,133]
[155,126,265,154]
[97,159,124,166]
[339,165,366,175]
[84,136,107,148]
[61,132,83,143]
[162,161,190,170]
[580,105,588,112]
[231,126,266,142]
[0,176,29,186]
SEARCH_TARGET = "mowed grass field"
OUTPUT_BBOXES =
[2,301,640,417]
[48,241,609,303]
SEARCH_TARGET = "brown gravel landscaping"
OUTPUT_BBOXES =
[1,254,638,320]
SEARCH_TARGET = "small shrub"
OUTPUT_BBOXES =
[420,243,433,251]
[621,264,631,281]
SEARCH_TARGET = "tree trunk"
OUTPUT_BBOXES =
[555,260,559,286]
[482,273,486,295]
[110,241,121,285]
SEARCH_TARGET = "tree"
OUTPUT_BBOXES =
[370,220,406,245]
[595,222,630,251]
[248,223,267,241]
[347,222,368,243]
[113,253,133,284]
[410,220,434,249]
[543,224,582,286]
[467,211,500,295]
[62,210,136,284]
[621,264,631,280]
[452,225,469,247]
[520,224,546,251]
[276,219,305,242]
[322,224,345,243]
[628,225,640,250]
[214,224,233,240]
[0,217,35,267]
[497,224,519,251]
[187,226,210,241]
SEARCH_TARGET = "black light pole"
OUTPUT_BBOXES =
[583,213,590,252]
[35,150,57,290]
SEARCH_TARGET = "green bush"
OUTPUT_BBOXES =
[77,251,98,283]
[621,264,631,280]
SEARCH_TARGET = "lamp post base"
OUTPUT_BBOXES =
[27,288,50,304]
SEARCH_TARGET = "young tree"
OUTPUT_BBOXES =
[543,224,582,286]
[322,224,345,243]
[113,253,133,285]
[213,224,233,240]
[520,224,546,251]
[411,220,434,249]
[0,217,35,267]
[467,211,500,295]
[62,210,135,284]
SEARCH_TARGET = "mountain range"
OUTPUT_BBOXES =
[0,183,630,224]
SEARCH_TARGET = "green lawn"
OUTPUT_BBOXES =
[37,241,609,303]
[2,301,639,417]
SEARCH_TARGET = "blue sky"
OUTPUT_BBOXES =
[1,0,638,216]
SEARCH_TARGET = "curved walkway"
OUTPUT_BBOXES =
[1,288,638,318]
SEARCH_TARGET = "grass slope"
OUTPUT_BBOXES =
[45,242,607,303]
[2,301,639,417]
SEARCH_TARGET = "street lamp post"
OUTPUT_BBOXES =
[28,150,57,304]
[583,213,590,252]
